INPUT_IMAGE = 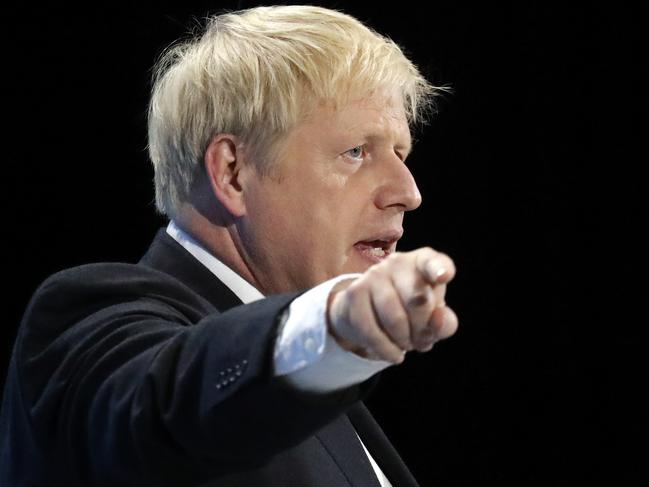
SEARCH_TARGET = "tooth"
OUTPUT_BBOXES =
[369,247,385,257]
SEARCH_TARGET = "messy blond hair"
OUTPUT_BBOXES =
[148,5,444,217]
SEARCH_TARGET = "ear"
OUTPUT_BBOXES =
[204,134,248,218]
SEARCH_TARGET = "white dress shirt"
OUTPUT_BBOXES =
[166,221,394,486]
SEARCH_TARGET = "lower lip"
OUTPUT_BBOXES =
[354,243,389,264]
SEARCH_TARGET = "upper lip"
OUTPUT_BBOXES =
[355,228,404,251]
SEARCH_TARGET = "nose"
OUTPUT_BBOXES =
[374,155,422,212]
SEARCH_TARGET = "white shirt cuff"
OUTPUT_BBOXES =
[273,274,394,393]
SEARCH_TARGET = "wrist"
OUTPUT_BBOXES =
[326,278,369,357]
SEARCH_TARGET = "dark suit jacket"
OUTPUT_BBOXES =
[0,229,420,486]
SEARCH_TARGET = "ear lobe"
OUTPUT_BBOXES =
[204,134,247,217]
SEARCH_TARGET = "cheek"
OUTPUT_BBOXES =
[259,170,366,251]
[283,174,345,226]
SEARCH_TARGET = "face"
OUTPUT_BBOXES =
[238,92,422,294]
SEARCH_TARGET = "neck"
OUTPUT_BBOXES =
[174,204,262,293]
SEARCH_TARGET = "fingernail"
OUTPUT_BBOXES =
[426,261,446,281]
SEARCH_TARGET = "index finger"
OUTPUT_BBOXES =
[415,248,456,285]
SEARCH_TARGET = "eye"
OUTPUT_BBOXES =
[395,149,408,163]
[343,145,365,161]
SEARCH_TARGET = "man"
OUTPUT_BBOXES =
[0,5,458,486]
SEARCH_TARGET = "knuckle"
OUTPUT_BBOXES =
[392,352,406,364]
[407,289,435,309]
[420,246,436,259]
[372,288,400,313]
[371,287,390,307]
[414,327,437,349]
[382,322,410,350]
[365,265,382,278]
[383,345,406,364]
[380,313,413,350]
[417,342,435,353]
[364,328,404,362]
[364,331,388,355]
[384,252,400,266]
[387,307,409,329]
[352,314,372,337]
[424,314,444,337]
[373,294,408,328]
[346,283,365,301]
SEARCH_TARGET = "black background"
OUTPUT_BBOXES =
[3,2,645,485]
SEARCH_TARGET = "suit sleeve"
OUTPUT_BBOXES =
[12,264,380,485]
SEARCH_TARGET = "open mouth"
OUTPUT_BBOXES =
[354,237,398,263]
[354,228,403,263]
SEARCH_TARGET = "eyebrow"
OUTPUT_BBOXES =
[364,133,413,156]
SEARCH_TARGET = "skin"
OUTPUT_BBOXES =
[178,90,458,362]
[237,93,421,292]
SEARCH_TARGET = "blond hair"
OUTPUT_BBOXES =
[148,5,444,217]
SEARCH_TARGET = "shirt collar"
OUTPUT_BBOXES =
[166,220,264,304]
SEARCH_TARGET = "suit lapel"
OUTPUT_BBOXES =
[138,228,243,311]
[315,413,383,487]
[348,402,420,487]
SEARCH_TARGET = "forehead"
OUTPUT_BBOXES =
[297,92,411,146]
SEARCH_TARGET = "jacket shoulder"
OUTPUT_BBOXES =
[28,262,210,320]
[15,262,214,372]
